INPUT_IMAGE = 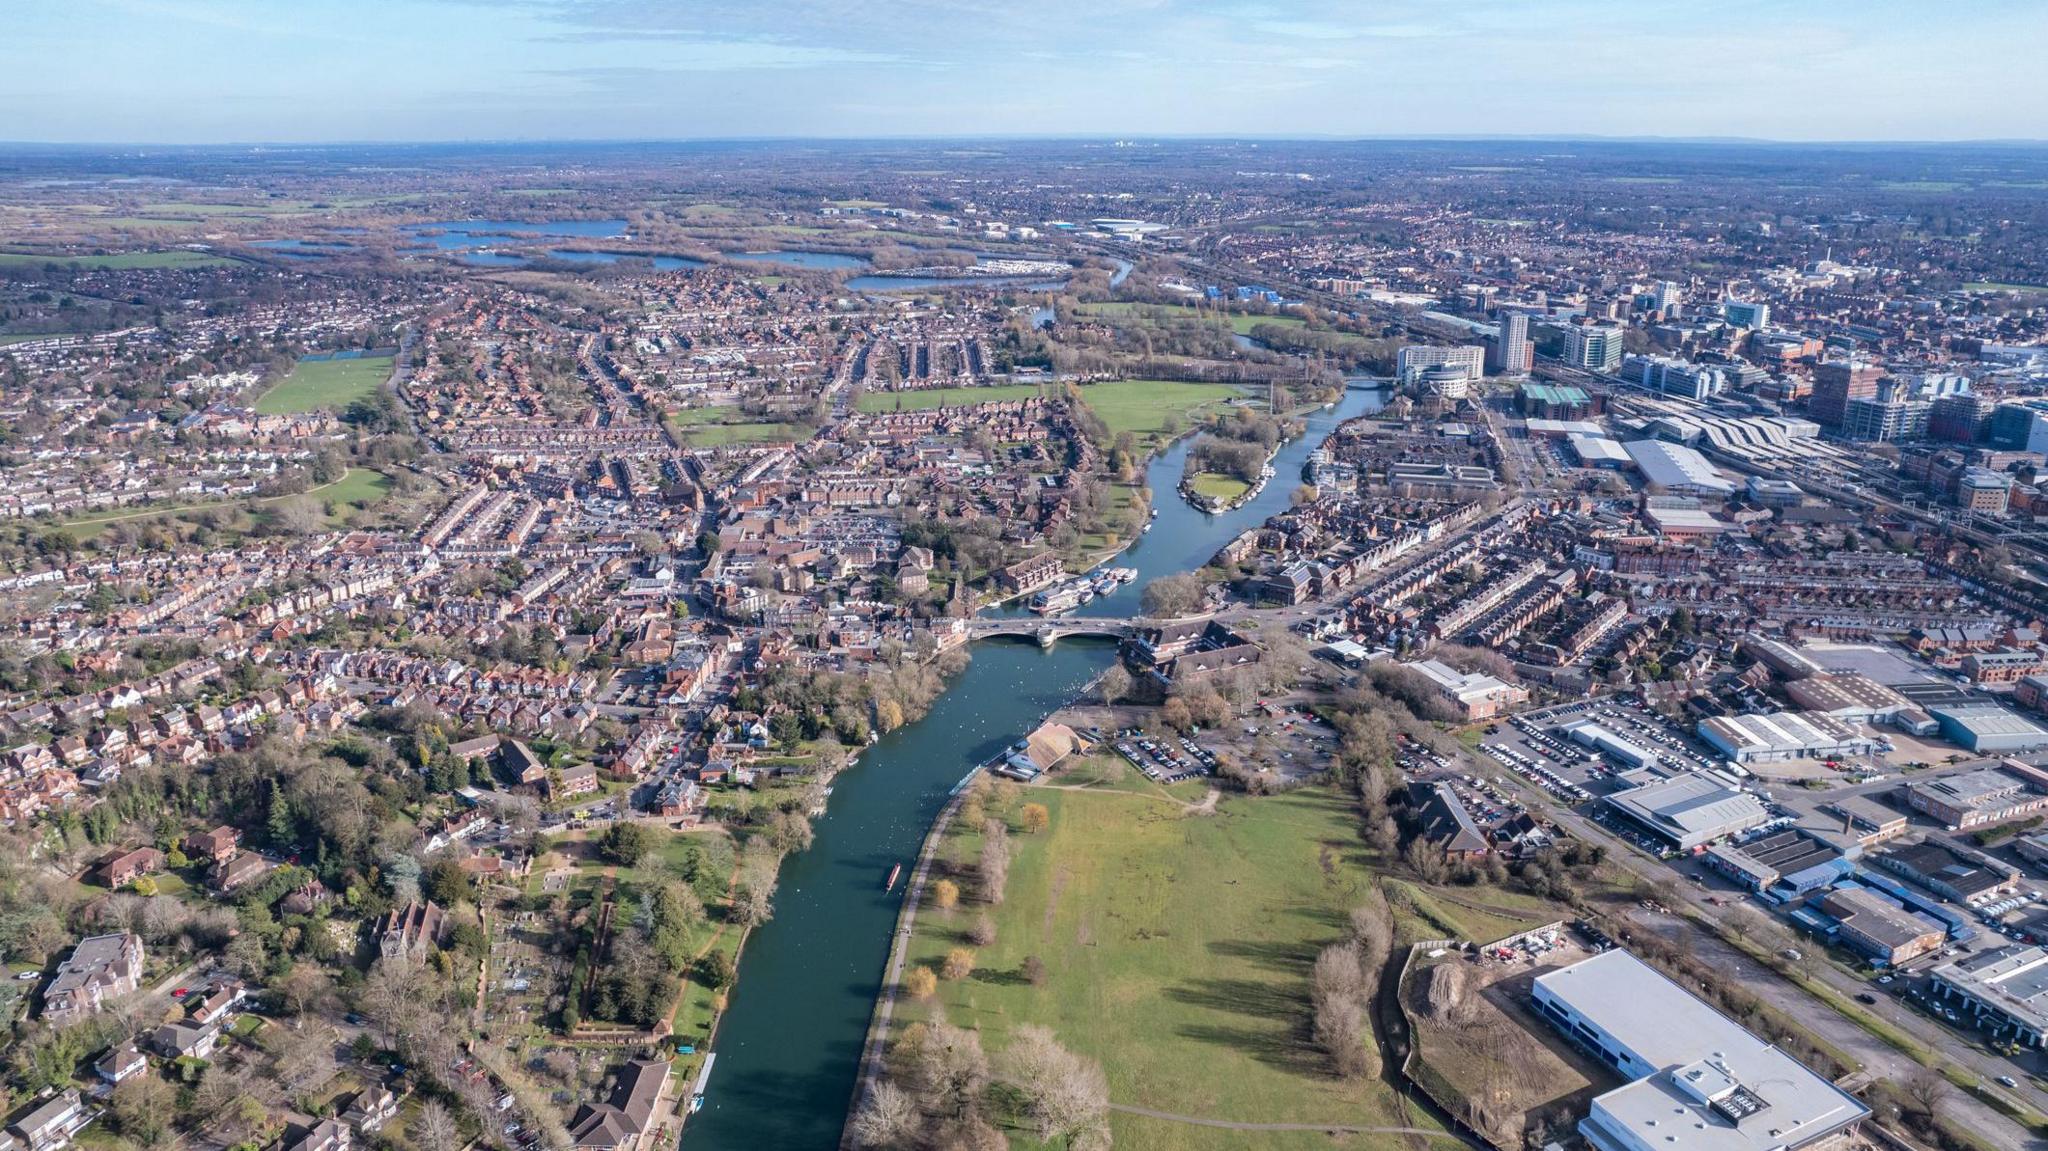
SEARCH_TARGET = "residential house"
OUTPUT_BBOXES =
[93,846,165,889]
[376,900,449,964]
[568,1058,667,1151]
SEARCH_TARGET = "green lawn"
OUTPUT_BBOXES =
[897,786,1438,1149]
[0,333,71,346]
[1964,281,2048,294]
[1079,380,1244,449]
[50,467,391,539]
[856,384,1051,413]
[1186,472,1251,503]
[255,354,394,414]
[0,249,231,269]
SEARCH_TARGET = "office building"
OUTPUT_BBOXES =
[1960,468,2011,514]
[1533,950,1869,1151]
[1722,299,1770,329]
[1491,310,1534,375]
[1808,359,1883,427]
[1626,354,1727,401]
[1929,393,1990,444]
[1840,394,1929,442]
[1397,344,1485,385]
[1561,321,1626,374]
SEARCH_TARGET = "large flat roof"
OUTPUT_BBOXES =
[1606,771,1769,842]
[1538,951,1870,1151]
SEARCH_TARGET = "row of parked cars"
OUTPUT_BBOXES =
[1113,731,1214,783]
[1485,741,1591,803]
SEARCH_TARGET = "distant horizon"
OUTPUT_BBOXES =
[3,134,2048,151]
[6,0,2044,145]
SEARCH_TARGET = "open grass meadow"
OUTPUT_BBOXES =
[896,785,1445,1149]
[50,467,392,540]
[1186,471,1251,503]
[0,249,233,270]
[1080,379,1245,449]
[255,354,395,414]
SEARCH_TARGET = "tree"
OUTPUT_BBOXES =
[906,965,939,999]
[733,880,774,927]
[1098,663,1132,707]
[901,1020,989,1119]
[1022,954,1048,986]
[997,1025,1112,1147]
[1019,803,1050,834]
[942,947,977,981]
[411,1099,459,1151]
[850,1080,921,1149]
[969,913,998,947]
[598,821,656,866]
[979,819,1011,905]
[111,1074,176,1147]
[1140,572,1207,618]
[276,963,331,1024]
[1901,1067,1949,1120]
[1311,940,1374,1079]
[932,878,960,910]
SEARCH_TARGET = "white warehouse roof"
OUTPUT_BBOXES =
[1623,438,1737,495]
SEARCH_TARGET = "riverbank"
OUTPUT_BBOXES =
[680,387,1387,1149]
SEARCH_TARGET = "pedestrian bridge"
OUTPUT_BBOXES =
[965,617,1142,647]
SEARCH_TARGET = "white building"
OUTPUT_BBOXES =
[1622,440,1737,498]
[1534,950,1869,1151]
[1561,322,1626,373]
[1698,711,1879,765]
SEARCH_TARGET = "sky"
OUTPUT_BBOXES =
[3,0,2045,144]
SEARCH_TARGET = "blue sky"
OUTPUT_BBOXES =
[4,0,2043,143]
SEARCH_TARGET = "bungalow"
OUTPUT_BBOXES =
[148,1019,219,1060]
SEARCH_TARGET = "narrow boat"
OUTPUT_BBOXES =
[885,863,903,892]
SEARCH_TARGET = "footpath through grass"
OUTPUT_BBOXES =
[256,354,395,414]
[896,785,1437,1150]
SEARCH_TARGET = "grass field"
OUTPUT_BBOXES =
[856,384,1050,413]
[1187,472,1251,503]
[0,249,231,269]
[674,420,814,446]
[51,468,391,539]
[1080,379,1244,449]
[255,354,394,414]
[897,786,1440,1149]
[1964,281,2048,294]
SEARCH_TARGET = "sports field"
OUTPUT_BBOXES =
[255,354,394,414]
[1081,379,1243,449]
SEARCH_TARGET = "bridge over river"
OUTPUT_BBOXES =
[963,616,1143,645]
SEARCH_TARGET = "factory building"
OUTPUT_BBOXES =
[1533,950,1869,1151]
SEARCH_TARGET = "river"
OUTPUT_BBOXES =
[678,383,1383,1149]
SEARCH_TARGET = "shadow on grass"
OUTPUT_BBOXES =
[1208,937,1320,974]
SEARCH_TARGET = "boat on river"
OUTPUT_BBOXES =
[885,863,902,892]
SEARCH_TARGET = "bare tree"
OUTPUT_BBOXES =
[1901,1068,1949,1120]
[411,1100,459,1151]
[1310,940,1374,1079]
[849,1080,921,1149]
[979,819,1010,905]
[996,1025,1112,1146]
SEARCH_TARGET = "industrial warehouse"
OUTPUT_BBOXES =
[1698,711,1880,766]
[1533,950,1870,1151]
